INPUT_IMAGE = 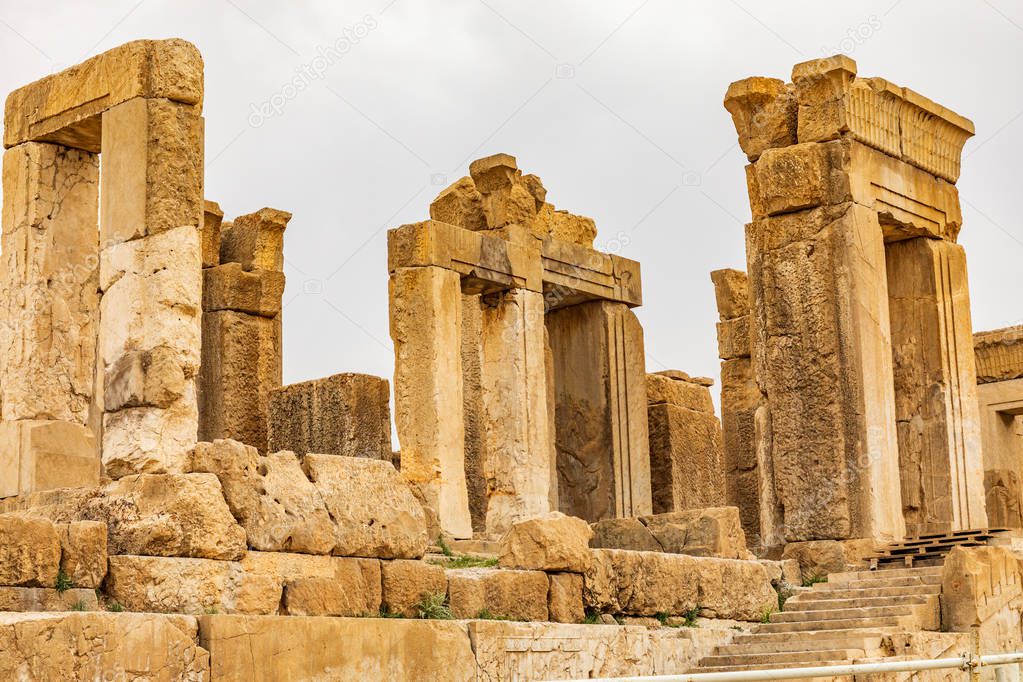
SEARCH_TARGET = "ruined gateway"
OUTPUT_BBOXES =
[0,39,1021,681]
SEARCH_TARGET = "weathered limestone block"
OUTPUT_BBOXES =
[101,387,199,477]
[203,262,284,317]
[282,559,381,616]
[724,77,798,162]
[478,288,553,536]
[447,567,549,621]
[498,512,593,572]
[469,153,543,235]
[267,373,392,459]
[589,518,661,552]
[747,202,903,542]
[57,520,107,589]
[469,621,730,681]
[219,207,291,272]
[547,301,651,521]
[390,265,472,538]
[749,140,851,217]
[583,549,775,620]
[789,55,859,146]
[0,420,98,498]
[4,39,203,150]
[198,310,280,451]
[0,142,99,424]
[461,293,488,532]
[548,572,585,624]
[541,238,643,309]
[381,559,448,617]
[940,545,1022,632]
[104,345,188,412]
[781,539,875,582]
[976,377,1023,528]
[548,209,597,247]
[303,453,429,559]
[0,612,209,681]
[640,508,750,559]
[716,316,750,359]
[188,439,335,554]
[886,237,987,534]
[105,555,281,615]
[199,615,476,681]
[202,199,224,268]
[646,371,715,412]
[100,97,203,243]
[975,326,1023,384]
[710,268,750,321]
[0,514,61,587]
[430,176,487,230]
[0,586,99,612]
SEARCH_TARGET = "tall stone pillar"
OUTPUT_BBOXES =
[390,265,472,539]
[0,142,100,495]
[198,208,289,451]
[478,288,552,536]
[886,237,986,534]
[547,300,652,522]
[726,54,976,541]
[98,96,204,477]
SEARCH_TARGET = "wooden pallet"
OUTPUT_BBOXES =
[866,528,1012,569]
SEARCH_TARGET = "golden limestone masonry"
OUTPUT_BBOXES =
[0,39,1019,682]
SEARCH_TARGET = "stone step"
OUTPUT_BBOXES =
[757,615,913,633]
[785,593,933,611]
[730,627,897,646]
[698,648,867,668]
[772,605,916,623]
[696,659,856,674]
[803,584,939,601]
[717,633,886,656]
[811,574,941,590]
[826,566,942,585]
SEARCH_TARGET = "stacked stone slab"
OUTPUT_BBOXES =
[723,55,985,543]
[0,39,205,481]
[646,371,726,513]
[391,153,649,539]
[710,269,783,548]
[199,206,289,452]
[974,326,1023,528]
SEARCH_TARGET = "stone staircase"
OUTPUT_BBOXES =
[692,566,945,675]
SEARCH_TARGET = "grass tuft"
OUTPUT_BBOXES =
[416,592,453,620]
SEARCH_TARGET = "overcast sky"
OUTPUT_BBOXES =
[1,0,1021,410]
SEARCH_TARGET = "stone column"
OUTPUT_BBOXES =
[98,96,204,477]
[389,265,472,539]
[0,142,100,495]
[886,237,987,534]
[478,288,552,536]
[198,208,289,451]
[547,300,652,521]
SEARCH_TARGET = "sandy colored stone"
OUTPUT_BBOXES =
[57,520,107,589]
[540,238,642,308]
[203,262,285,317]
[0,612,208,681]
[447,567,549,621]
[105,345,188,411]
[283,559,381,616]
[202,199,224,268]
[4,39,202,150]
[640,508,749,559]
[547,301,651,521]
[105,555,281,615]
[975,326,1023,384]
[188,439,335,554]
[101,388,199,477]
[198,310,280,451]
[0,142,99,424]
[749,140,850,217]
[468,153,542,234]
[498,512,592,572]
[589,518,661,552]
[548,572,584,624]
[716,316,750,360]
[219,207,290,272]
[0,586,99,612]
[0,514,61,587]
[780,539,875,582]
[724,77,797,162]
[977,377,1023,528]
[710,268,750,321]
[100,97,203,243]
[548,209,597,247]
[461,293,488,532]
[0,420,98,498]
[267,373,392,460]
[303,453,429,559]
[646,372,714,413]
[200,614,476,681]
[583,549,775,620]
[430,175,486,230]
[381,559,448,617]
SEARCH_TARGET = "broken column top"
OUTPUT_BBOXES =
[647,371,715,414]
[4,38,203,153]
[974,324,1023,384]
[724,54,975,182]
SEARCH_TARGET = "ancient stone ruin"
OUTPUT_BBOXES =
[0,40,1021,681]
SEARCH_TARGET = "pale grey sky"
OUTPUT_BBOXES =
[1,0,1020,408]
